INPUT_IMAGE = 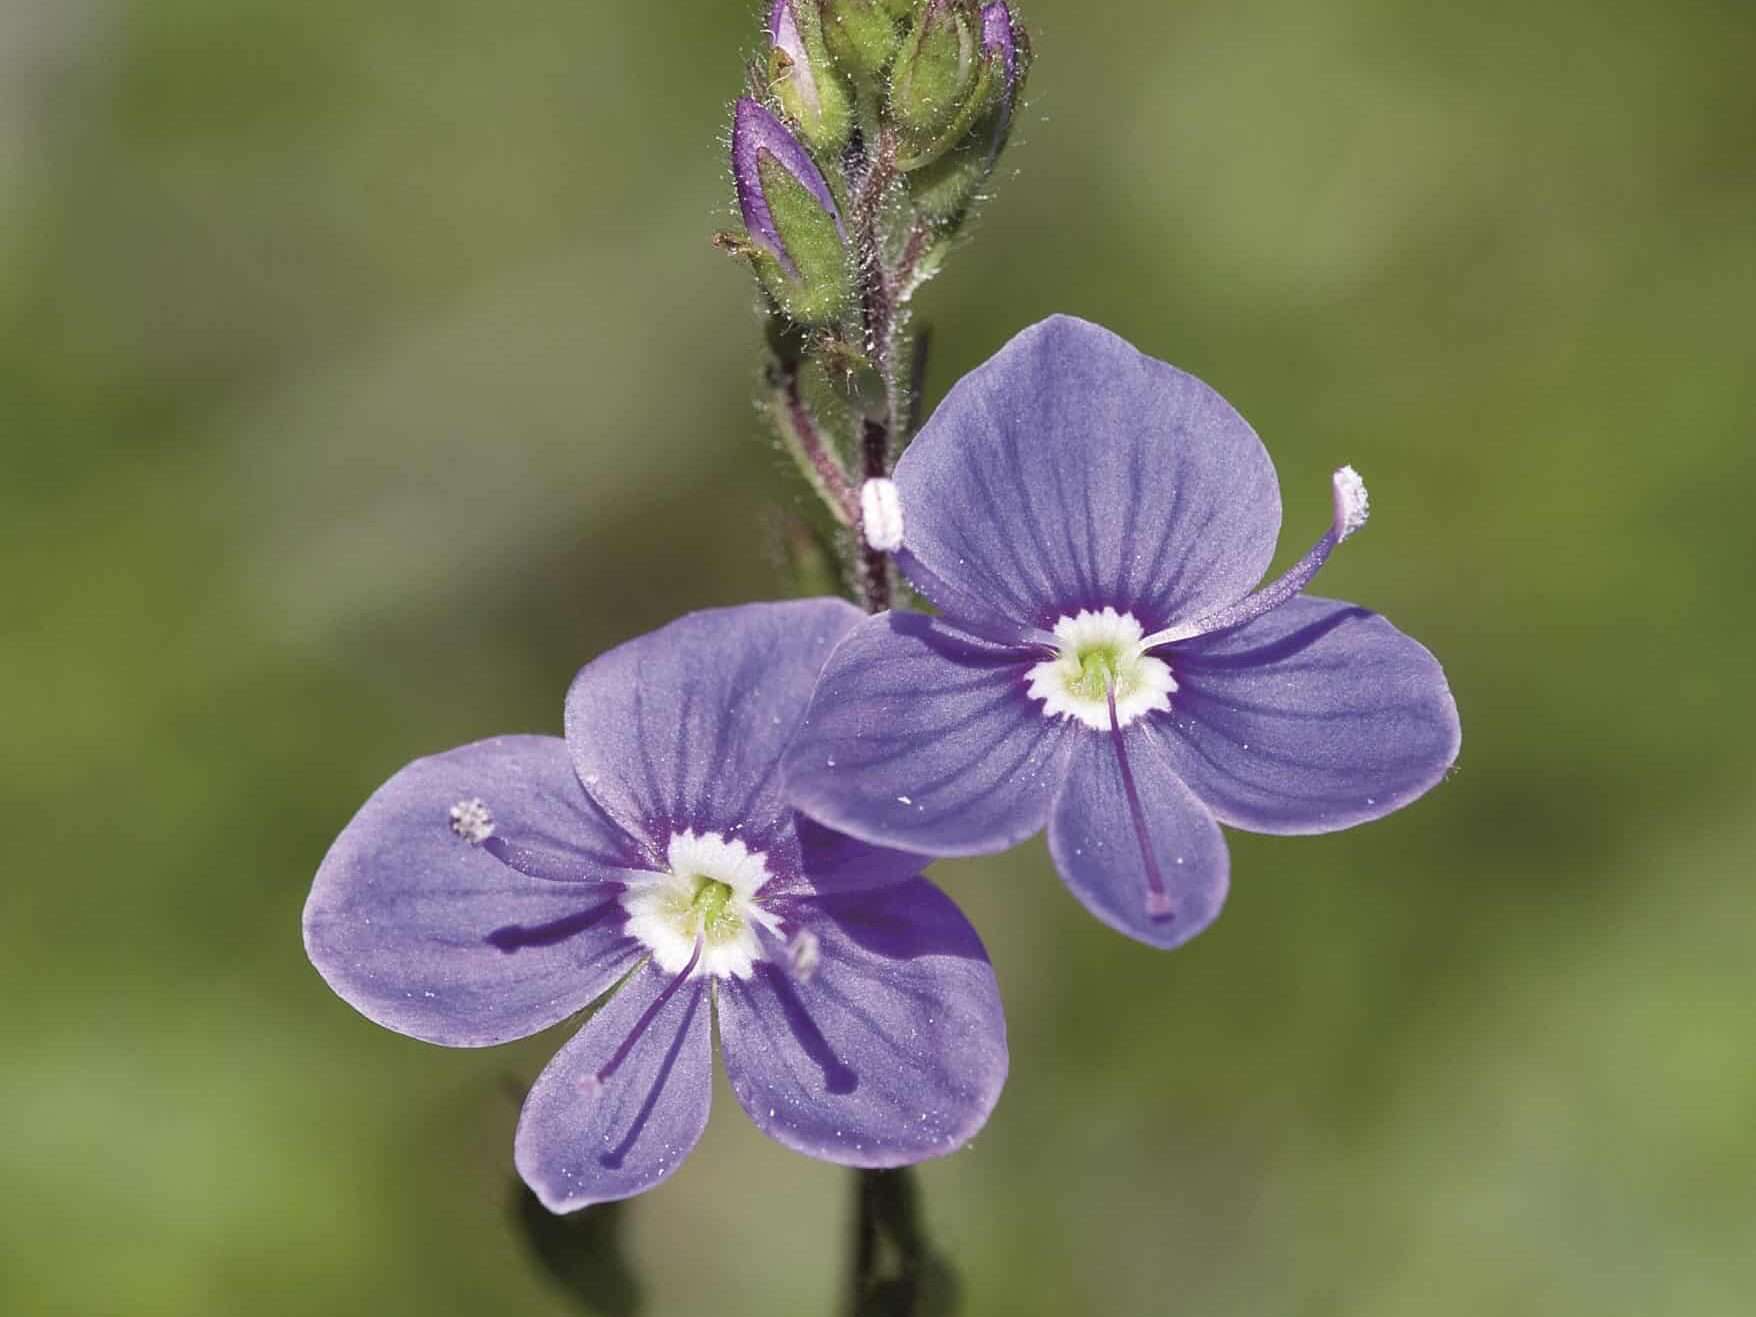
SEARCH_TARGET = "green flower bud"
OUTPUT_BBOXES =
[731,99,851,324]
[887,0,981,141]
[822,0,904,83]
[907,2,1029,215]
[767,0,852,152]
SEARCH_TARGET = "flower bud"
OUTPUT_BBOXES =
[767,0,852,152]
[888,0,979,141]
[906,1,1028,215]
[821,0,904,83]
[731,98,851,324]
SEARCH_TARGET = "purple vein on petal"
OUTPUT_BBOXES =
[1107,685,1174,923]
[486,896,627,954]
[893,547,1058,650]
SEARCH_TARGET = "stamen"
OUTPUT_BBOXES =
[482,835,641,884]
[1106,685,1174,924]
[578,938,703,1099]
[1139,467,1370,649]
[891,545,1060,651]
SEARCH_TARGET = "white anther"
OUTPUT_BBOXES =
[448,797,495,844]
[1331,466,1369,542]
[861,478,905,552]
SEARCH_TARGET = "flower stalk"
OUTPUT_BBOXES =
[719,0,1033,615]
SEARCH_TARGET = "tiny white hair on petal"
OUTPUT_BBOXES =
[448,797,495,844]
[1331,465,1370,541]
[861,477,905,552]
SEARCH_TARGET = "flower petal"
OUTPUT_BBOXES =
[716,879,1006,1165]
[1047,729,1230,950]
[303,736,646,1047]
[795,814,931,894]
[1152,595,1461,834]
[515,965,713,1211]
[783,611,1077,856]
[893,315,1282,634]
[565,599,864,858]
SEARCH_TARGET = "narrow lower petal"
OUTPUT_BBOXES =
[717,879,1006,1165]
[893,315,1283,635]
[1151,595,1461,834]
[783,611,1076,856]
[303,736,645,1047]
[1048,731,1230,950]
[565,599,863,857]
[515,964,713,1212]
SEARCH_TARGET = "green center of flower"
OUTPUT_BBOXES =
[1071,644,1125,702]
[1026,608,1179,732]
[688,876,741,942]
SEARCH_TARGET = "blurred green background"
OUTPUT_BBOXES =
[4,0,1753,1313]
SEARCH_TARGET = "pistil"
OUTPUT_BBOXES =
[578,937,703,1099]
[1106,685,1174,923]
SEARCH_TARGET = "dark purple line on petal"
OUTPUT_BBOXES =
[756,961,857,1094]
[1107,687,1174,923]
[892,549,1056,650]
[486,897,626,953]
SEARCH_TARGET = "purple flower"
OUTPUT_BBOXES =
[304,600,1007,1211]
[783,317,1461,949]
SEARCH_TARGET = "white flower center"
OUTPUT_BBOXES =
[1025,608,1176,731]
[620,831,781,980]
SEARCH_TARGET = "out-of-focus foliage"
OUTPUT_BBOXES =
[2,1,1752,1313]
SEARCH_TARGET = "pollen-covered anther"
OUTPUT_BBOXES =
[861,478,905,552]
[1331,465,1369,542]
[447,797,494,844]
[1026,608,1175,731]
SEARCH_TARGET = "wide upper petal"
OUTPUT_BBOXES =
[1047,728,1230,950]
[303,736,646,1047]
[783,611,1077,856]
[716,879,1006,1165]
[515,964,713,1211]
[565,599,864,859]
[893,315,1283,634]
[1150,594,1462,834]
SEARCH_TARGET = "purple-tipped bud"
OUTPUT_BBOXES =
[731,98,850,323]
[768,0,853,151]
[980,1,1016,80]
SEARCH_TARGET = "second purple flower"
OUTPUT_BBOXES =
[304,600,1006,1211]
